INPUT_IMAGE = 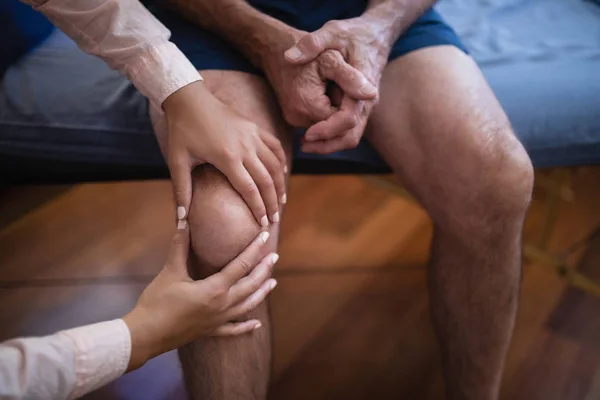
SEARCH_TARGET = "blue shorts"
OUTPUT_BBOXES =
[150,1,467,75]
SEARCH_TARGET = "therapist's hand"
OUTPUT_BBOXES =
[163,81,287,227]
[123,222,278,370]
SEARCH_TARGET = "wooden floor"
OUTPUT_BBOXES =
[1,169,600,399]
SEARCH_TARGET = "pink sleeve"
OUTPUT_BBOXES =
[22,0,202,106]
[0,319,131,399]
[61,319,131,399]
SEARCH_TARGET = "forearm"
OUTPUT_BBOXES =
[364,0,437,48]
[23,0,201,106]
[163,0,298,68]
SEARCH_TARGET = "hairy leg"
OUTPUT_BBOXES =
[174,71,292,400]
[366,46,533,400]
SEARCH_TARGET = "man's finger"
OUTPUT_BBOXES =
[244,157,279,224]
[303,91,337,125]
[210,320,263,336]
[222,163,268,227]
[168,154,193,224]
[305,97,362,142]
[213,231,270,286]
[229,253,278,304]
[285,29,342,64]
[302,133,358,155]
[164,224,191,276]
[319,56,377,100]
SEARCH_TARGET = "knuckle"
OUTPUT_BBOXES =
[319,50,340,69]
[242,181,259,195]
[240,301,255,315]
[171,236,184,247]
[345,113,359,128]
[271,138,283,152]
[346,135,360,149]
[211,283,228,299]
[303,34,321,50]
[173,189,189,201]
[239,258,253,276]
[219,148,237,163]
[325,19,343,31]
[259,173,273,187]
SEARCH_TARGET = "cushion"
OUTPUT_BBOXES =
[0,0,54,76]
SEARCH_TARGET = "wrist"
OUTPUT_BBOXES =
[256,25,304,72]
[122,308,161,371]
[163,80,213,115]
[361,3,405,50]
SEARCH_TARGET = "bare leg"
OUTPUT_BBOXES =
[173,71,292,400]
[367,47,534,400]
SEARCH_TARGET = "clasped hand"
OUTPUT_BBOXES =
[277,17,391,154]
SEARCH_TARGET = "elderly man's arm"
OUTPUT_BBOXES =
[161,0,296,69]
[363,0,438,48]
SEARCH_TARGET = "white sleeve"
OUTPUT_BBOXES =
[0,319,131,400]
[21,0,202,106]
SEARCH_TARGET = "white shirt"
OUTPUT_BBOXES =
[0,320,130,399]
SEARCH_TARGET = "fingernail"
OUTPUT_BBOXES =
[281,193,287,204]
[260,215,269,227]
[177,219,187,230]
[177,206,186,220]
[271,253,279,264]
[284,165,288,174]
[254,322,262,330]
[269,279,278,290]
[272,212,280,223]
[285,47,302,60]
[259,231,270,243]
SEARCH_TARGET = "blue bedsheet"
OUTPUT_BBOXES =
[439,0,600,167]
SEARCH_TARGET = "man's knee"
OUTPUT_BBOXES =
[433,124,533,232]
[187,165,263,278]
[479,125,533,215]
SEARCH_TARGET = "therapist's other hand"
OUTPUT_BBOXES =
[163,81,286,228]
[123,223,278,370]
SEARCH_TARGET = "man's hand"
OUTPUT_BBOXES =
[262,30,378,131]
[123,224,278,370]
[163,81,286,227]
[284,17,393,154]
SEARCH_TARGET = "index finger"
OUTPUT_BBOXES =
[212,231,271,286]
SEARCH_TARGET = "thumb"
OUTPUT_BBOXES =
[285,29,340,64]
[165,221,191,276]
[168,154,193,223]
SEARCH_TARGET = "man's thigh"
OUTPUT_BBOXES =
[366,46,530,218]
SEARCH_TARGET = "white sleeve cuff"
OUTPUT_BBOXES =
[127,41,203,106]
[60,319,131,399]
